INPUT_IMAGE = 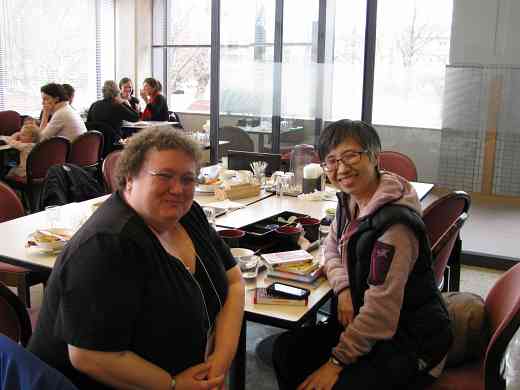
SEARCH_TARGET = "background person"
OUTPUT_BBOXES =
[29,126,245,390]
[119,77,140,113]
[87,80,139,150]
[4,117,39,179]
[62,84,75,109]
[38,83,86,141]
[140,77,169,121]
[272,119,452,390]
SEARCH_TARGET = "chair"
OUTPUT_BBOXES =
[102,149,122,193]
[378,150,418,181]
[0,110,22,136]
[85,121,118,158]
[5,136,70,212]
[422,191,471,292]
[0,335,79,388]
[0,181,50,308]
[68,130,104,170]
[219,126,254,158]
[0,281,32,346]
[427,263,520,390]
[227,150,281,176]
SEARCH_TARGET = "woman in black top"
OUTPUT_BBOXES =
[29,127,245,389]
[119,77,140,113]
[140,77,169,121]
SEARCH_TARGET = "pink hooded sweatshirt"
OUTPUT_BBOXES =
[323,172,445,374]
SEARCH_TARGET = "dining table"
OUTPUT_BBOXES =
[0,181,450,390]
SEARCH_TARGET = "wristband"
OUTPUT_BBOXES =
[329,355,345,368]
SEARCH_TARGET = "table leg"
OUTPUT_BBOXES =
[229,319,246,390]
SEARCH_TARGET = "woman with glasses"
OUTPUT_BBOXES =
[29,127,245,390]
[273,119,452,390]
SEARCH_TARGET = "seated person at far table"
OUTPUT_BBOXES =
[38,82,86,141]
[140,77,169,121]
[4,117,39,180]
[28,126,245,390]
[119,77,141,113]
[87,80,139,144]
[272,119,452,390]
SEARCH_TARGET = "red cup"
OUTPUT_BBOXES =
[275,225,304,245]
[218,229,245,248]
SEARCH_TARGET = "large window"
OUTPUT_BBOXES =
[152,0,211,113]
[0,0,115,116]
[329,0,366,121]
[372,0,453,128]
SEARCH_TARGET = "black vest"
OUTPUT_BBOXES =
[335,193,452,370]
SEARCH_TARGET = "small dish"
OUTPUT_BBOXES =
[26,228,73,253]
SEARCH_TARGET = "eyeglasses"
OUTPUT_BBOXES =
[321,150,368,172]
[147,170,197,187]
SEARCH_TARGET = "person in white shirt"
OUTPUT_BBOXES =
[38,83,86,141]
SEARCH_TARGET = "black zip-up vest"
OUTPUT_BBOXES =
[335,193,452,370]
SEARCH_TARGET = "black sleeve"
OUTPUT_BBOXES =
[189,202,236,271]
[209,226,237,271]
[116,103,139,122]
[86,103,95,123]
[54,233,144,351]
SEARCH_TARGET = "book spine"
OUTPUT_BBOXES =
[254,296,308,306]
[267,270,320,283]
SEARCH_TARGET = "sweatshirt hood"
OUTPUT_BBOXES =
[353,172,422,219]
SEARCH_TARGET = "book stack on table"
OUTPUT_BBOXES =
[261,249,324,287]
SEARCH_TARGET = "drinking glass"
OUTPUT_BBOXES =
[203,207,216,228]
[45,205,61,228]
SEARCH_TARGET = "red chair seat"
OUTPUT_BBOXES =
[428,360,482,390]
[0,263,30,274]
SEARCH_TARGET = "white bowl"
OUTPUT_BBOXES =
[230,247,255,260]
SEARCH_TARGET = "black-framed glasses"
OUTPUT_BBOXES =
[321,150,368,172]
[147,170,197,187]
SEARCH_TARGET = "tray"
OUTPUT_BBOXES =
[241,211,308,237]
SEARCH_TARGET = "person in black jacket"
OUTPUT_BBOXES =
[87,80,139,145]
[29,127,245,390]
[272,119,452,390]
[140,77,169,121]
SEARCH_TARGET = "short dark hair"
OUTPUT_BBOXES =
[62,84,75,100]
[119,77,133,90]
[318,119,381,161]
[143,77,161,93]
[115,126,202,190]
[40,83,68,102]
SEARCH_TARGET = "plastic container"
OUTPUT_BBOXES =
[290,145,316,192]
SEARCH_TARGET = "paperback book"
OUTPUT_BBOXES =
[266,267,324,285]
[261,249,314,267]
[253,287,308,306]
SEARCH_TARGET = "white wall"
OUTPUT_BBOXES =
[115,0,152,89]
[451,0,520,66]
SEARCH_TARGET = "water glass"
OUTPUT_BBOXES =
[45,205,61,228]
[239,255,259,290]
[203,206,216,228]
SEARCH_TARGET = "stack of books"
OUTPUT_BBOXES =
[261,249,324,286]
